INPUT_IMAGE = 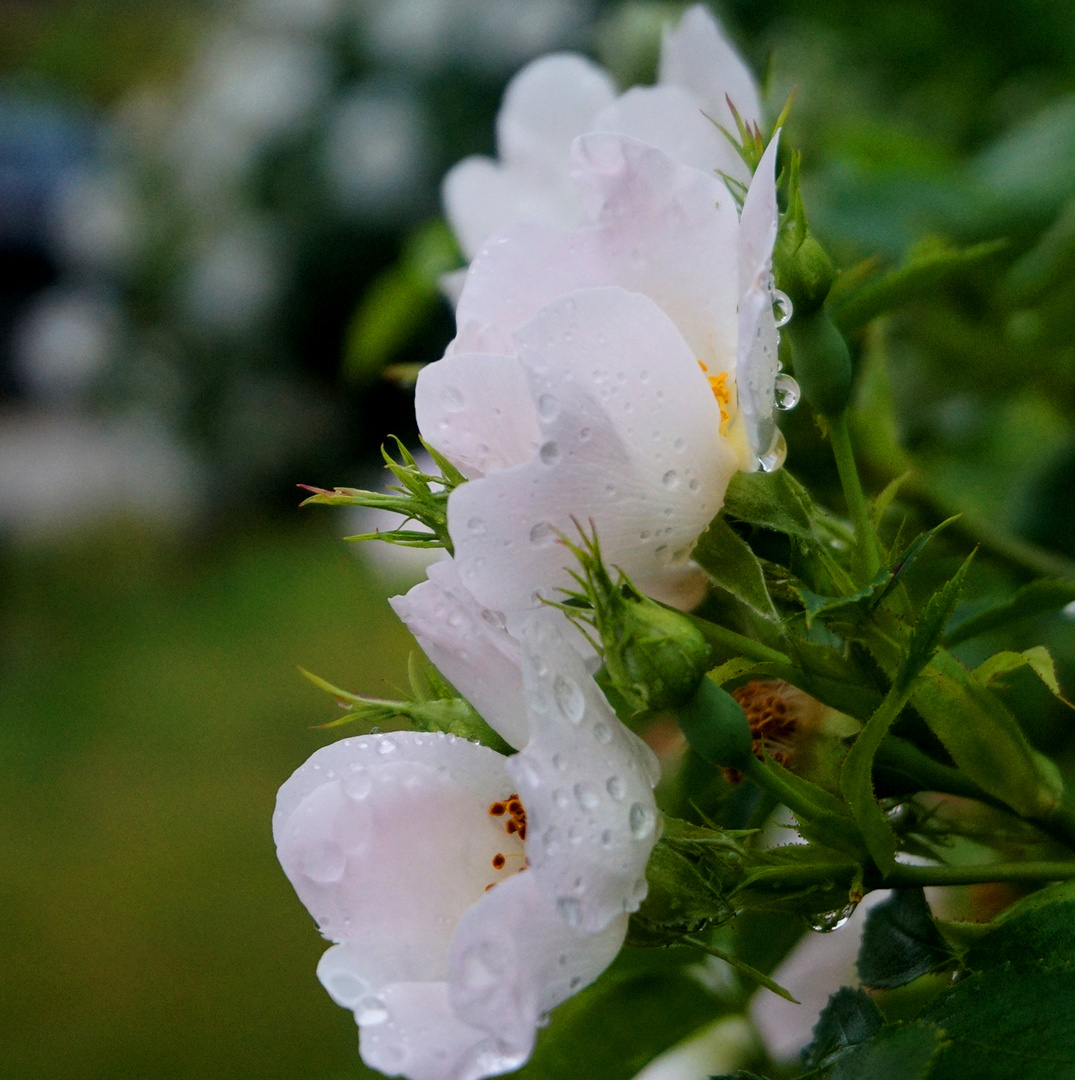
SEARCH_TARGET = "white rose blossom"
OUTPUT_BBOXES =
[415,130,782,615]
[443,4,763,262]
[274,614,660,1080]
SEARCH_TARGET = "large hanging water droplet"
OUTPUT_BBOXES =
[757,430,787,473]
[774,373,800,411]
[772,289,794,328]
[807,902,858,933]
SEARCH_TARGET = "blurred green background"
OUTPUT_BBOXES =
[1,1,1074,1077]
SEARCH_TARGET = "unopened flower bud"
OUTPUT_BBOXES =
[775,232,836,316]
[602,593,712,714]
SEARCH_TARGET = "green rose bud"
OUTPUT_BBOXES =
[602,595,713,714]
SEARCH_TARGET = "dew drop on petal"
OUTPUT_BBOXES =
[579,427,592,442]
[592,722,612,745]
[553,788,570,809]
[772,289,794,328]
[376,737,397,755]
[552,753,567,772]
[538,393,559,421]
[628,802,656,840]
[757,430,788,473]
[356,994,389,1025]
[553,674,586,724]
[301,840,346,884]
[774,373,801,411]
[344,769,372,801]
[467,516,487,535]
[539,441,561,465]
[573,782,600,810]
[556,896,583,929]
[606,776,626,801]
[529,520,556,545]
[661,469,681,490]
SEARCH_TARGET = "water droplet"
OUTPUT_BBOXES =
[344,770,372,801]
[301,840,346,884]
[481,608,507,630]
[673,437,686,452]
[592,722,612,745]
[322,970,364,1007]
[552,753,567,773]
[774,373,800,411]
[447,610,464,628]
[355,994,388,1025]
[600,829,613,847]
[604,482,618,497]
[529,520,556,545]
[688,478,700,491]
[467,516,487,534]
[556,896,583,928]
[579,426,592,442]
[573,782,600,810]
[553,674,586,724]
[538,393,559,420]
[606,776,626,801]
[542,826,561,855]
[628,802,655,840]
[772,289,794,328]
[661,469,681,490]
[553,788,570,809]
[808,902,858,933]
[539,441,561,466]
[376,736,397,756]
[757,430,787,473]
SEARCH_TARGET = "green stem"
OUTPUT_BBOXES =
[829,411,882,580]
[884,860,1075,888]
[687,616,791,666]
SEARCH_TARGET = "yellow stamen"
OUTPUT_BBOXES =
[698,361,731,425]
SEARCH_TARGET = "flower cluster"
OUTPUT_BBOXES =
[275,8,788,1080]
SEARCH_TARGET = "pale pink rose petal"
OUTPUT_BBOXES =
[449,286,737,613]
[415,351,540,479]
[389,560,530,750]
[593,84,751,185]
[659,4,763,132]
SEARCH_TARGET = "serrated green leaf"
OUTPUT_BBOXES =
[897,550,974,691]
[918,900,1075,1079]
[975,646,1073,707]
[693,517,778,619]
[944,578,1075,647]
[722,469,818,544]
[857,889,953,989]
[707,657,765,686]
[802,987,884,1070]
[829,237,1007,333]
[818,1022,943,1080]
[911,649,1058,819]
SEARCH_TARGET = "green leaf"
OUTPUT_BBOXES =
[856,888,953,989]
[707,657,765,686]
[342,220,461,383]
[829,237,1007,334]
[721,469,819,545]
[975,646,1073,707]
[918,899,1075,1080]
[895,549,974,691]
[693,517,778,619]
[816,1023,943,1080]
[802,987,884,1070]
[944,578,1075,647]
[518,965,729,1080]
